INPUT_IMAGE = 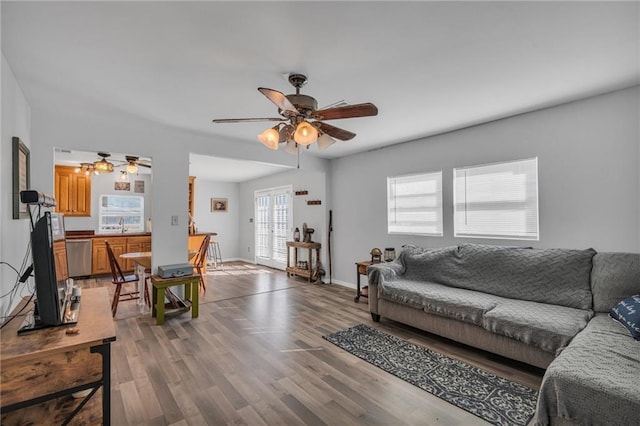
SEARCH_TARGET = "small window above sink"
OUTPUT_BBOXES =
[98,194,144,234]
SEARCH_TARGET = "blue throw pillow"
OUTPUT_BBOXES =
[610,294,640,340]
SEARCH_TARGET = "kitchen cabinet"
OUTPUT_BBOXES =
[53,240,69,281]
[91,235,151,275]
[54,165,92,217]
[91,237,126,276]
[124,236,152,271]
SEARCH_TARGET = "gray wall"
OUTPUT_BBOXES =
[329,87,640,287]
[1,54,33,318]
[192,178,239,260]
[239,169,328,266]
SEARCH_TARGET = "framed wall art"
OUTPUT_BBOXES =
[211,198,228,212]
[12,137,30,219]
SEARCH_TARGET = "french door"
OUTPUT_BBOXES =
[255,186,292,270]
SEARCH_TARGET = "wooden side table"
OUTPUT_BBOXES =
[286,241,322,283]
[150,274,200,325]
[355,261,372,302]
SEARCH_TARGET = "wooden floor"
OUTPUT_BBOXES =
[81,262,544,425]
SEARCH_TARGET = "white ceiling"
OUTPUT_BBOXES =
[3,2,639,176]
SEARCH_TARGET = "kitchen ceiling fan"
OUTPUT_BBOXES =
[211,73,378,152]
[124,155,151,173]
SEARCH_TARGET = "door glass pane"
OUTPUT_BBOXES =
[255,195,270,258]
[272,192,290,263]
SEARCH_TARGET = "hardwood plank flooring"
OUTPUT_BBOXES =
[79,261,544,425]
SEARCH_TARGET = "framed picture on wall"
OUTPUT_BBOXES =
[12,137,30,219]
[211,198,228,212]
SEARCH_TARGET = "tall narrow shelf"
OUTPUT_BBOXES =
[286,241,321,283]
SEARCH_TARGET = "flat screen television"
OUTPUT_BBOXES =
[24,211,67,329]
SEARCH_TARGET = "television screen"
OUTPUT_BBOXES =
[31,211,65,326]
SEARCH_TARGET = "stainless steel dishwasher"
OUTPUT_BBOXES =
[66,239,93,278]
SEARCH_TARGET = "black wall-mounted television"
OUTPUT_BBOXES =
[29,211,65,327]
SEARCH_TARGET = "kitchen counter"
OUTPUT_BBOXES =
[66,231,151,240]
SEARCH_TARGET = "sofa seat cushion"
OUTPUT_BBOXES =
[378,279,500,325]
[534,314,640,426]
[482,300,593,355]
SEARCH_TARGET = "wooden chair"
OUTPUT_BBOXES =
[193,234,211,291]
[106,240,146,317]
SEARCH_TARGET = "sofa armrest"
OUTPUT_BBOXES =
[367,262,403,315]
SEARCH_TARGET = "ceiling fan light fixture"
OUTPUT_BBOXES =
[317,133,336,150]
[94,153,114,173]
[293,121,318,145]
[283,139,298,154]
[258,126,280,150]
[119,171,129,181]
[126,163,138,174]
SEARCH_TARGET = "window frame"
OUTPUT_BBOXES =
[453,157,539,241]
[98,194,145,233]
[387,170,443,237]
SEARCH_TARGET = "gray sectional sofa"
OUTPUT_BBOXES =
[367,244,640,425]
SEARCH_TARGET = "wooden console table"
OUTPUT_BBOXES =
[0,287,116,425]
[286,241,322,283]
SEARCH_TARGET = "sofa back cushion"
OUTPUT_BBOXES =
[401,244,596,310]
[591,252,640,313]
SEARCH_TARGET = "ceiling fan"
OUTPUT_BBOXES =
[123,156,151,173]
[211,73,378,152]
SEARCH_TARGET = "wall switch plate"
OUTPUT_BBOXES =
[171,215,179,226]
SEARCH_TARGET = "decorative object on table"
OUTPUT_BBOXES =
[370,247,382,263]
[114,181,131,191]
[324,324,538,426]
[211,198,228,212]
[303,226,315,243]
[384,247,396,262]
[12,137,30,219]
[293,227,300,242]
[211,73,379,153]
[134,180,145,193]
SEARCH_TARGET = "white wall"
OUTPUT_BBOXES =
[192,178,239,260]
[1,54,33,318]
[239,169,328,267]
[329,87,640,287]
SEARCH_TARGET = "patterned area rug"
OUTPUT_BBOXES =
[324,324,538,426]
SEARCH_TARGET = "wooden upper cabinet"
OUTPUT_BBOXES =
[55,165,92,217]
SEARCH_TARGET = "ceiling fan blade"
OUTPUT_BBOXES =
[312,122,356,141]
[311,103,378,121]
[137,163,152,169]
[212,117,284,123]
[258,88,299,114]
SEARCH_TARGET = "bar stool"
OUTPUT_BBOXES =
[208,239,223,268]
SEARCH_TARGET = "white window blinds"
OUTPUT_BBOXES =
[387,171,443,236]
[454,158,539,240]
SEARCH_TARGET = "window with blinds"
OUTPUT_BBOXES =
[387,171,443,236]
[454,158,539,240]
